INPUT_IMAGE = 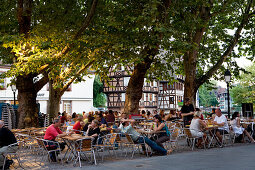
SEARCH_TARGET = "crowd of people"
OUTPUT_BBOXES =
[1,98,255,167]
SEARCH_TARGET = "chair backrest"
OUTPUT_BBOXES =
[109,133,117,144]
[171,128,180,138]
[125,134,135,144]
[75,138,92,150]
[36,138,47,150]
[183,128,193,138]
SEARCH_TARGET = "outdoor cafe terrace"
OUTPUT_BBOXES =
[4,114,255,169]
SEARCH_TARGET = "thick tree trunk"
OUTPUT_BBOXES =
[47,80,61,122]
[183,52,199,107]
[16,74,38,128]
[124,57,153,114]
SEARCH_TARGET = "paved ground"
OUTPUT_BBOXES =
[10,140,255,170]
[65,144,255,170]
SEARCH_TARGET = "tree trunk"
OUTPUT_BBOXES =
[16,74,38,128]
[124,57,153,114]
[183,52,199,107]
[47,80,61,122]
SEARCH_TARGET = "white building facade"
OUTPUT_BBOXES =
[0,65,95,115]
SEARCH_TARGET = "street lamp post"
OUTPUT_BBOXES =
[224,69,231,119]
[11,84,17,106]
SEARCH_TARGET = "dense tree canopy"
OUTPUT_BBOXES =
[199,82,219,108]
[231,63,255,107]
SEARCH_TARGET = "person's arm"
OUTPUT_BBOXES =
[154,123,165,131]
[199,119,207,129]
[57,132,67,138]
[181,112,194,117]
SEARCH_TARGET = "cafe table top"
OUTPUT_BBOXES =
[137,129,166,134]
[61,134,92,141]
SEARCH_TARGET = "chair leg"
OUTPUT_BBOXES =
[78,152,81,168]
[191,138,195,151]
[92,150,97,165]
[2,155,7,170]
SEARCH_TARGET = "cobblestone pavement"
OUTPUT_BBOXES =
[9,138,255,170]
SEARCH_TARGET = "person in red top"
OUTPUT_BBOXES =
[60,111,67,124]
[44,118,68,162]
[73,114,84,134]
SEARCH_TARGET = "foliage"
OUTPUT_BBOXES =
[93,75,106,107]
[199,82,219,107]
[230,63,255,106]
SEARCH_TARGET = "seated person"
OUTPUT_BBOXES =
[190,111,207,147]
[86,120,101,145]
[83,113,89,125]
[0,120,17,169]
[151,115,171,149]
[230,112,255,143]
[73,114,85,134]
[60,111,67,124]
[119,118,172,156]
[106,110,115,123]
[159,110,166,120]
[96,113,108,128]
[213,108,229,144]
[44,118,68,162]
[83,115,95,132]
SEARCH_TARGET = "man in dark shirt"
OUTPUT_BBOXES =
[181,98,195,126]
[0,120,17,168]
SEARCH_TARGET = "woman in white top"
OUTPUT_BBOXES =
[190,111,207,147]
[230,112,255,143]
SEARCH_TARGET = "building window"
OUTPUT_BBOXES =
[63,101,72,115]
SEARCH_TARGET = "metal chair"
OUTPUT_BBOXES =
[124,134,148,158]
[35,138,63,164]
[73,138,97,168]
[183,128,206,150]
[2,142,23,170]
[93,133,118,161]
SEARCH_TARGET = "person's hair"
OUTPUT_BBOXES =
[195,108,200,112]
[154,114,163,122]
[159,110,165,117]
[142,110,146,114]
[53,118,60,124]
[231,112,239,120]
[72,112,76,119]
[77,114,83,121]
[194,111,201,117]
[147,111,151,116]
[98,113,103,118]
[88,114,94,122]
[92,120,100,126]
[109,110,113,115]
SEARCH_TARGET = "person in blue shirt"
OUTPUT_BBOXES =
[96,113,108,127]
[119,118,172,156]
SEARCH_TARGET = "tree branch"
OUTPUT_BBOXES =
[60,59,95,95]
[197,0,254,88]
[34,73,49,93]
[39,0,98,71]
